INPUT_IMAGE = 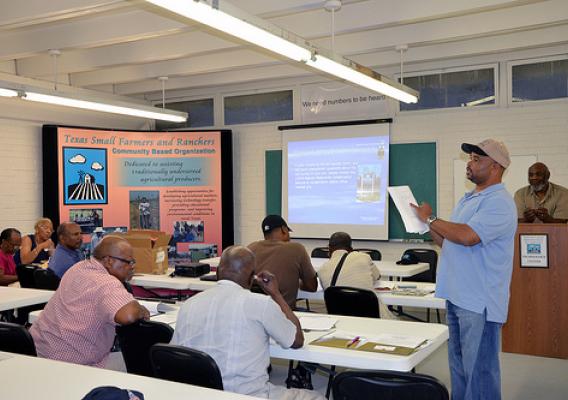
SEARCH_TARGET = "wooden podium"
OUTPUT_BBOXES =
[502,223,568,359]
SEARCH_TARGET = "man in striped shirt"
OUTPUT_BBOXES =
[31,236,149,368]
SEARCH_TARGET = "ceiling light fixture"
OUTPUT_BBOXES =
[21,90,187,122]
[0,88,19,97]
[0,77,187,122]
[145,0,418,103]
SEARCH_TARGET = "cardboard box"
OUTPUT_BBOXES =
[118,229,171,275]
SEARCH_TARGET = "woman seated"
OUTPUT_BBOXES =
[14,218,55,265]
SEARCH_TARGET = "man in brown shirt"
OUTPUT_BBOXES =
[514,162,568,223]
[248,215,318,309]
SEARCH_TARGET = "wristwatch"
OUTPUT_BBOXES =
[426,215,438,226]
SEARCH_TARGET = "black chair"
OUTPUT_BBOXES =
[323,286,381,398]
[332,370,449,400]
[150,343,223,390]
[353,248,382,261]
[116,320,174,377]
[33,269,61,291]
[401,249,440,323]
[324,286,380,318]
[402,249,438,283]
[311,247,330,258]
[0,321,37,356]
[16,264,40,288]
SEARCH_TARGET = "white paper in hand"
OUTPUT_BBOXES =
[387,186,429,234]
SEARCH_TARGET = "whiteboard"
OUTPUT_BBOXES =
[453,155,537,207]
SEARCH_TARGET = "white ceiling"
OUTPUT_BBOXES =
[1,0,567,104]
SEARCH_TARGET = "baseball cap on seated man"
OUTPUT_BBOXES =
[261,215,292,233]
[461,138,511,169]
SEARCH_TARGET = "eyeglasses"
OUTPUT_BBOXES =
[107,255,136,266]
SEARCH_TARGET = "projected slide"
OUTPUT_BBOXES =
[42,126,234,257]
[283,123,389,240]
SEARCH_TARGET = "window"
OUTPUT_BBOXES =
[511,57,568,102]
[224,90,293,125]
[155,98,214,130]
[400,67,496,111]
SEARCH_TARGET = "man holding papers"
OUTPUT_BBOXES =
[412,139,517,400]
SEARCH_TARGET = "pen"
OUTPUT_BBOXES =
[347,336,360,348]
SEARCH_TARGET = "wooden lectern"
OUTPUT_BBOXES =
[502,223,568,359]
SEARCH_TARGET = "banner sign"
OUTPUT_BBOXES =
[301,82,392,123]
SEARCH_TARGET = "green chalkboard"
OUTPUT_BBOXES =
[265,150,282,215]
[264,142,436,240]
[388,142,437,240]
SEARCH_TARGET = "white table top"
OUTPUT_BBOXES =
[130,270,215,291]
[28,307,447,373]
[200,256,428,279]
[154,310,447,372]
[0,351,258,399]
[280,312,448,371]
[298,280,446,310]
[0,286,54,311]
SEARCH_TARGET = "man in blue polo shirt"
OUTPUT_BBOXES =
[412,139,517,400]
[49,222,84,278]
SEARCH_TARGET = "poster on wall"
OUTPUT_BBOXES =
[42,126,233,262]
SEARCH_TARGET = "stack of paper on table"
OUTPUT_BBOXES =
[139,300,179,316]
[299,316,337,331]
[387,186,429,234]
[312,331,428,355]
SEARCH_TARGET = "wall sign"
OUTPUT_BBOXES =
[519,234,548,268]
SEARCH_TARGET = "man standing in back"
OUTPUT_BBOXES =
[412,139,517,400]
[248,215,317,309]
[514,162,568,223]
[48,222,84,278]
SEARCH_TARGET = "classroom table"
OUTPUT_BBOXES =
[198,256,429,280]
[28,307,447,373]
[155,309,448,372]
[0,286,54,312]
[271,312,448,371]
[0,351,258,399]
[298,280,446,310]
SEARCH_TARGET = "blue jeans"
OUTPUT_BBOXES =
[446,301,502,400]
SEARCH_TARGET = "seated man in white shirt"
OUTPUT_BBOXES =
[171,246,324,400]
[318,232,394,319]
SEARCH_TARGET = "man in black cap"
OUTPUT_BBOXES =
[248,215,317,309]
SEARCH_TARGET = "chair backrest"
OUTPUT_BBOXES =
[324,286,380,318]
[311,247,330,258]
[0,321,37,356]
[150,343,224,390]
[353,248,382,261]
[33,269,61,290]
[332,370,449,400]
[116,320,174,377]
[402,249,438,282]
[16,264,40,288]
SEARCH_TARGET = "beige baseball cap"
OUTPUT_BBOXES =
[461,139,510,168]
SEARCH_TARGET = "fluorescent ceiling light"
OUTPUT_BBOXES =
[307,55,418,104]
[145,0,418,104]
[22,91,186,122]
[146,0,312,62]
[0,88,18,97]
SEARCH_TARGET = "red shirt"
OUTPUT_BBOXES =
[30,258,134,367]
[0,250,16,276]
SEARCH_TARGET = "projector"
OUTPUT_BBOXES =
[173,262,211,278]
